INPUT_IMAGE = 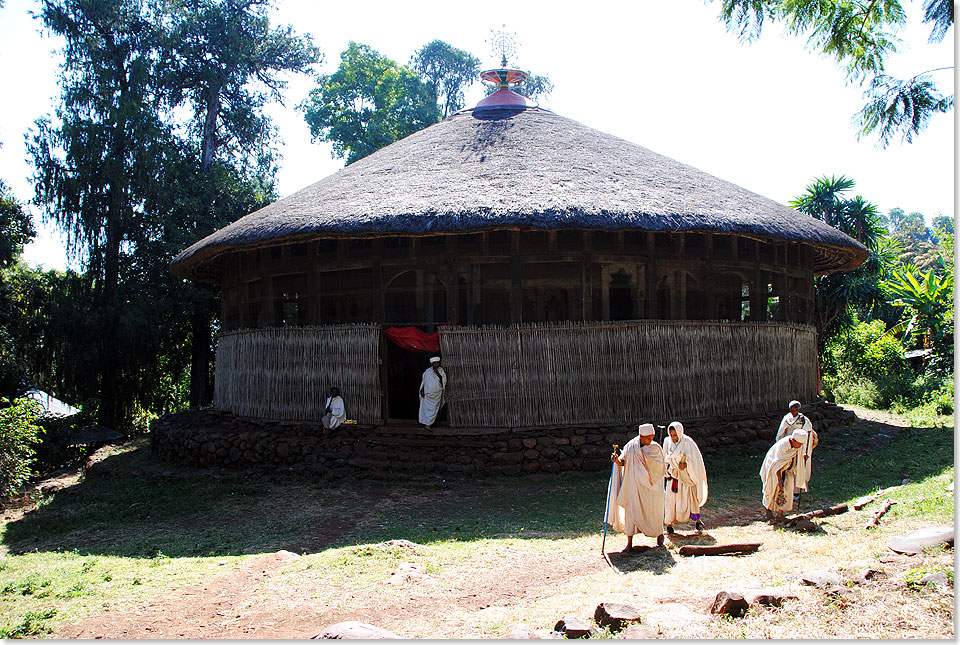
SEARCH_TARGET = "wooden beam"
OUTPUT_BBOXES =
[678,543,762,557]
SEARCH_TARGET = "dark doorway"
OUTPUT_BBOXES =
[385,340,448,424]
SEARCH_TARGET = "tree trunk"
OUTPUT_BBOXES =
[677,543,762,556]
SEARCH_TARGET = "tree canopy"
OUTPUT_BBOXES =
[302,42,441,165]
[411,40,480,118]
[712,0,954,146]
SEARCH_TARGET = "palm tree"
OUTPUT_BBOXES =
[790,176,887,342]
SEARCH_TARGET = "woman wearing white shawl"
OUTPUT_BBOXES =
[321,387,346,430]
[607,423,666,550]
[775,401,818,495]
[663,421,708,533]
[759,429,807,520]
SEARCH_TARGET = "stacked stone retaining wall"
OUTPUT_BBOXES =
[150,402,857,479]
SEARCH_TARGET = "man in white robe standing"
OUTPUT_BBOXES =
[663,421,708,534]
[774,400,818,501]
[759,428,807,521]
[607,423,666,551]
[418,356,447,429]
[321,387,346,430]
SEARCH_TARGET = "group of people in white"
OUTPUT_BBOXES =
[605,399,818,552]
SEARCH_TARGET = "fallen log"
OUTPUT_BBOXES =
[786,503,848,526]
[853,485,901,511]
[864,500,896,530]
[678,543,762,557]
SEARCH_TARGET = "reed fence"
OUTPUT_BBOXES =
[439,321,817,428]
[214,325,381,423]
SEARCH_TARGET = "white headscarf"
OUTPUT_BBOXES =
[791,428,809,442]
[637,423,655,436]
[663,421,709,506]
[429,356,441,363]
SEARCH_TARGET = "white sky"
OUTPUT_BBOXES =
[0,0,955,271]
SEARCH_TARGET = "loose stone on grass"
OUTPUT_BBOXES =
[919,571,950,588]
[800,570,841,587]
[553,615,594,638]
[888,526,955,555]
[388,562,435,586]
[311,621,400,639]
[593,602,642,632]
[744,587,799,607]
[619,624,659,638]
[791,517,818,533]
[710,591,749,618]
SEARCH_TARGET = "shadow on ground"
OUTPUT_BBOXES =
[2,415,951,560]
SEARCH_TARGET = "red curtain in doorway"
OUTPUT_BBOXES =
[383,326,440,353]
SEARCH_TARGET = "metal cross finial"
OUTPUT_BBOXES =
[489,25,517,68]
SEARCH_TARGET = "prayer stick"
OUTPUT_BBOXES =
[864,499,896,530]
[677,543,762,557]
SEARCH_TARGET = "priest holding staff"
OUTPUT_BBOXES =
[759,428,808,520]
[607,424,666,551]
[663,421,708,534]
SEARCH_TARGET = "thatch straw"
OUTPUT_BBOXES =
[172,107,867,282]
[214,325,381,423]
[439,321,817,428]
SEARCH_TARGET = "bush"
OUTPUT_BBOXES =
[822,319,914,408]
[0,398,42,497]
[33,398,99,472]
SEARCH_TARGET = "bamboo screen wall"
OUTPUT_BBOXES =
[214,325,381,422]
[439,321,818,428]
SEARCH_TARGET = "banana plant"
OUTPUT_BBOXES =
[882,266,954,352]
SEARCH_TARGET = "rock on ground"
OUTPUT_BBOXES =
[594,602,642,632]
[919,571,950,588]
[710,591,749,618]
[888,526,954,555]
[620,624,659,638]
[800,570,841,587]
[744,587,799,607]
[553,615,594,639]
[388,562,435,586]
[311,621,400,639]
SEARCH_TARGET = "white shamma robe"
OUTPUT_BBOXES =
[759,436,802,512]
[418,366,447,427]
[321,395,346,430]
[607,437,666,538]
[663,424,708,525]
[776,413,819,492]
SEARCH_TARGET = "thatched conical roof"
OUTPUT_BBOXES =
[172,103,868,281]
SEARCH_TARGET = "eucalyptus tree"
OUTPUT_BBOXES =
[28,0,171,428]
[712,0,953,146]
[160,0,321,407]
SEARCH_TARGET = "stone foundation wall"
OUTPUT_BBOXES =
[150,402,857,479]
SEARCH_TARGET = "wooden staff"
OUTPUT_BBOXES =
[601,444,619,555]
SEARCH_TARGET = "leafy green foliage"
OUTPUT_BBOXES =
[0,181,35,269]
[0,398,42,497]
[712,0,952,146]
[822,318,913,408]
[412,40,480,118]
[791,175,887,340]
[302,42,441,164]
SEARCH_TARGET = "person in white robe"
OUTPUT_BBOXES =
[607,423,666,550]
[418,356,447,429]
[759,428,807,520]
[774,400,819,498]
[663,421,709,534]
[321,387,346,430]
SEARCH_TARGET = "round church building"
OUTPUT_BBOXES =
[164,71,866,471]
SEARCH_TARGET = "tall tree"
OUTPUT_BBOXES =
[411,40,480,118]
[160,0,320,408]
[790,175,887,341]
[712,0,953,146]
[29,0,169,428]
[302,42,441,165]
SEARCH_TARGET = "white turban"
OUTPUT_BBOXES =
[638,423,655,436]
[789,400,801,409]
[791,428,808,442]
[429,356,441,363]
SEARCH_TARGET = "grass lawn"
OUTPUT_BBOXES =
[0,407,953,638]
